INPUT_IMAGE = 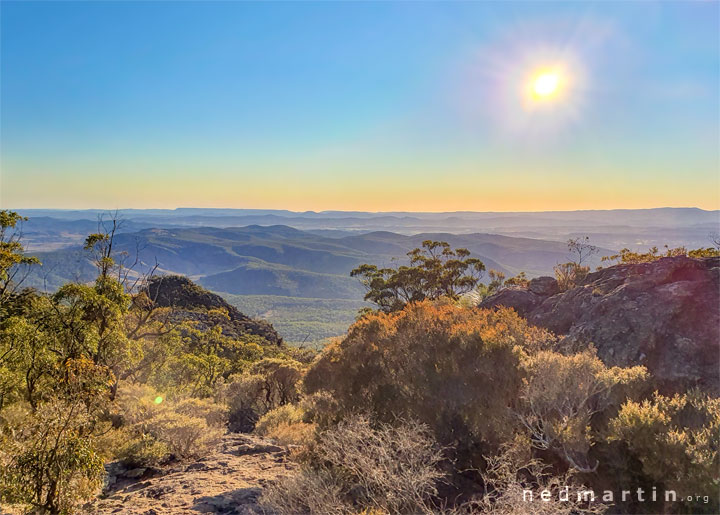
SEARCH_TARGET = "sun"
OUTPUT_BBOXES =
[532,72,560,98]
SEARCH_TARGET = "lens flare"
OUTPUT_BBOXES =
[533,72,559,97]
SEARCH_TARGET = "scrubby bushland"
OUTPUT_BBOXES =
[217,357,306,433]
[517,349,647,472]
[302,296,718,512]
[0,211,309,514]
[602,245,720,265]
[607,390,719,513]
[115,384,226,465]
[255,404,314,446]
[466,435,606,515]
[260,416,445,514]
[304,302,554,471]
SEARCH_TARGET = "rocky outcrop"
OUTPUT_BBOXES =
[87,434,294,514]
[481,256,720,394]
[145,275,282,345]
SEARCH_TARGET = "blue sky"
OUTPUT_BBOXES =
[1,1,718,211]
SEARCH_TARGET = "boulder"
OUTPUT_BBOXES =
[527,276,560,296]
[481,256,720,394]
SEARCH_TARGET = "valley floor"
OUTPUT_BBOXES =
[83,434,295,514]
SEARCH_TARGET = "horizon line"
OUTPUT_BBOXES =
[8,206,720,215]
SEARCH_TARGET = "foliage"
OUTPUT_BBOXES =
[0,210,40,304]
[0,395,107,514]
[255,404,315,446]
[554,262,589,291]
[304,302,557,469]
[467,435,607,514]
[567,236,599,266]
[552,237,599,291]
[0,211,299,513]
[115,433,171,468]
[114,384,225,462]
[351,240,485,312]
[472,269,506,301]
[602,245,720,265]
[504,271,529,288]
[218,357,305,432]
[607,390,720,510]
[517,349,647,472]
[260,415,445,514]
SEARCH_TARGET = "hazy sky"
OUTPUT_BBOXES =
[1,1,718,211]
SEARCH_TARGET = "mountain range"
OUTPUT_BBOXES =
[23,224,602,296]
[16,207,717,345]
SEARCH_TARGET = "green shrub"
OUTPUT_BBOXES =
[0,399,105,514]
[304,302,552,469]
[218,358,305,433]
[144,411,222,459]
[116,434,171,468]
[607,391,719,511]
[173,397,228,427]
[255,404,304,434]
[114,384,225,461]
[255,404,315,446]
[517,349,647,472]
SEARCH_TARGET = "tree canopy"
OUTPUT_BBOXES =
[350,240,485,312]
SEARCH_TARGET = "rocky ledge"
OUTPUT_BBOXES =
[85,434,294,514]
[481,256,720,394]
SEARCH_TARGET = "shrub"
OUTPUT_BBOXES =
[517,349,647,472]
[602,245,720,265]
[116,433,171,468]
[0,399,105,514]
[144,411,222,459]
[468,435,607,514]
[304,302,554,468]
[350,240,486,312]
[173,397,228,427]
[554,262,589,291]
[255,404,315,446]
[218,373,266,432]
[114,383,225,461]
[300,391,342,428]
[218,358,305,433]
[260,416,445,514]
[607,390,719,511]
[249,358,304,408]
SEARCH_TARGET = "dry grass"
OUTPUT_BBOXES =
[260,415,445,514]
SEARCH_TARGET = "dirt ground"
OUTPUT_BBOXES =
[83,433,296,514]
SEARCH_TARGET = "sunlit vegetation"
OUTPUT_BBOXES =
[602,245,720,265]
[0,211,309,514]
[1,212,718,514]
[351,240,485,312]
[219,293,368,348]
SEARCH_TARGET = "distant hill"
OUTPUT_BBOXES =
[18,207,719,250]
[16,210,716,345]
[144,275,282,345]
[21,224,604,296]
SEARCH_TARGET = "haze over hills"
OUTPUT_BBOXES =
[23,224,592,294]
[17,207,719,251]
[16,207,718,345]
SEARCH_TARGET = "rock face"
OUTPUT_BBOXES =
[87,434,295,514]
[481,256,720,394]
[145,275,282,345]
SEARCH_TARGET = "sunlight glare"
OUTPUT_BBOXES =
[533,72,559,97]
